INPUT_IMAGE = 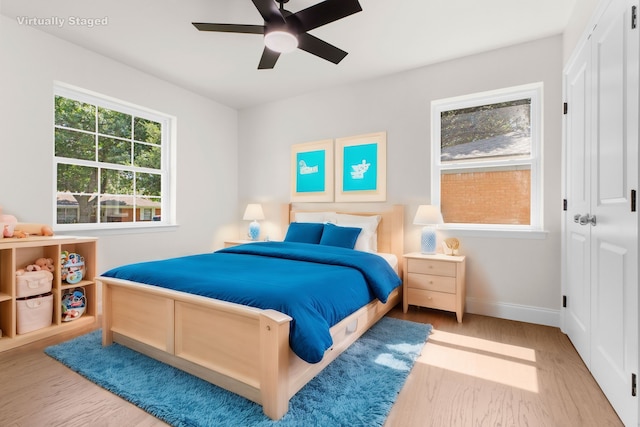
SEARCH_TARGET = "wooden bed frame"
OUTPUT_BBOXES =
[98,204,404,420]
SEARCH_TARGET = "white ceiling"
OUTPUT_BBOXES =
[1,0,577,109]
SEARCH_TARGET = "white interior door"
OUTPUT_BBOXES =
[589,1,638,425]
[563,0,638,425]
[563,39,592,366]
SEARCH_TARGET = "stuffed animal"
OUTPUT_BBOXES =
[0,206,54,238]
[14,223,54,237]
[16,264,41,275]
[35,257,55,273]
[0,206,18,238]
[15,258,55,275]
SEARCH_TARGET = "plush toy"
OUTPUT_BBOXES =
[0,206,18,238]
[35,257,55,273]
[0,206,54,238]
[16,264,41,275]
[15,258,55,275]
[14,223,54,237]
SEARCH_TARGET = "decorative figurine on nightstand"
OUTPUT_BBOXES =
[442,238,460,255]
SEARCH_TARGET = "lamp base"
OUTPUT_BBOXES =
[248,221,260,241]
[420,226,437,254]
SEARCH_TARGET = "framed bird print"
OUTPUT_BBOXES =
[290,139,334,202]
[335,132,387,202]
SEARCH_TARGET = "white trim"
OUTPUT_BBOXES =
[440,226,549,239]
[465,297,560,327]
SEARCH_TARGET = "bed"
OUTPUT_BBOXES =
[97,204,404,420]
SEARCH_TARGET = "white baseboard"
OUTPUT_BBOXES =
[465,297,561,328]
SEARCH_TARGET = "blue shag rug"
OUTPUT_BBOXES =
[45,317,431,427]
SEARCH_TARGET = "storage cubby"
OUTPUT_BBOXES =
[0,236,97,351]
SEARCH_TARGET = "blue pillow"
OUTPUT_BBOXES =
[284,222,325,244]
[319,223,362,249]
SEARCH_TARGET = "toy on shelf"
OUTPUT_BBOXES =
[0,206,54,238]
[61,287,86,322]
[16,257,55,275]
[61,251,85,284]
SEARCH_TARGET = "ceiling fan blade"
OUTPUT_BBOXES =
[297,33,348,64]
[258,47,281,69]
[192,23,265,34]
[252,0,285,24]
[292,0,362,32]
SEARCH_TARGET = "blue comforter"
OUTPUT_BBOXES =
[101,242,401,363]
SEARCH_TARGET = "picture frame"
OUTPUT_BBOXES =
[335,132,387,202]
[290,139,334,202]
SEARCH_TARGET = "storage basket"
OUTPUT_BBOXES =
[16,270,53,298]
[16,293,53,334]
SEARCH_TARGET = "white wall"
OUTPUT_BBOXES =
[238,36,564,326]
[0,15,239,274]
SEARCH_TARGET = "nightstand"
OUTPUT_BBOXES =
[223,239,256,248]
[403,253,466,322]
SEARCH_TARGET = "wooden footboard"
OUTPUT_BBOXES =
[99,277,401,420]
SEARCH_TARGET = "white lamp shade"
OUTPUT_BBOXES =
[264,30,298,53]
[413,205,443,225]
[243,204,265,221]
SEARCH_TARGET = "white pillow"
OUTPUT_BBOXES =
[295,211,337,224]
[335,214,381,252]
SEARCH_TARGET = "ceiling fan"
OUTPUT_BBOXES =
[192,0,363,69]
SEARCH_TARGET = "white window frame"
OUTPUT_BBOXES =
[53,82,177,232]
[431,82,545,238]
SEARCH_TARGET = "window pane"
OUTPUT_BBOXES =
[441,168,531,225]
[55,96,95,131]
[136,172,161,196]
[98,107,131,138]
[134,142,161,169]
[100,196,134,223]
[98,136,131,165]
[136,197,161,222]
[57,164,98,193]
[100,168,133,195]
[56,193,98,224]
[441,99,531,163]
[134,117,161,144]
[55,128,95,160]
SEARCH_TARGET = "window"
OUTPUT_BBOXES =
[431,83,543,232]
[54,84,174,229]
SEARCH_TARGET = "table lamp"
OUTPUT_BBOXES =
[243,204,265,241]
[413,205,443,254]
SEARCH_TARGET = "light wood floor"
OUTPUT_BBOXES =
[0,307,623,427]
[386,307,623,427]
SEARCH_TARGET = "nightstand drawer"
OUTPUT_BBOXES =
[407,273,456,293]
[407,259,456,277]
[407,288,456,312]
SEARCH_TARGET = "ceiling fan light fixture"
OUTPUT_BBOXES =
[264,30,298,53]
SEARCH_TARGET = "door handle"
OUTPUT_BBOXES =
[576,213,597,226]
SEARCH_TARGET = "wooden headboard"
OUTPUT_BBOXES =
[281,204,404,277]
